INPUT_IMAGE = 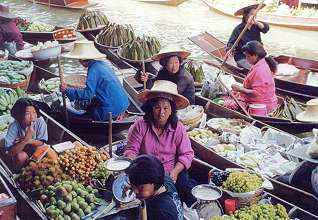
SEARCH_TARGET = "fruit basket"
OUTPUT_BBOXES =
[31,45,61,61]
[53,28,77,43]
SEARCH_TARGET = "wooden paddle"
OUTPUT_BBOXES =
[57,56,70,128]
[216,1,265,117]
[142,60,146,90]
[108,112,113,158]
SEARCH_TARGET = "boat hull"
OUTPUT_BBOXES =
[26,0,91,9]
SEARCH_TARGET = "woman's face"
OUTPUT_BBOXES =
[23,106,37,126]
[244,52,258,65]
[131,183,155,199]
[165,56,180,74]
[152,98,172,127]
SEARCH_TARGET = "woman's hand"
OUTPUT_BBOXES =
[60,83,68,93]
[231,84,242,92]
[140,71,149,82]
[169,169,179,183]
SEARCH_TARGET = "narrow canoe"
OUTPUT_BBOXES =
[26,0,91,9]
[21,26,65,44]
[136,0,187,6]
[201,0,318,31]
[189,32,318,103]
[122,74,318,216]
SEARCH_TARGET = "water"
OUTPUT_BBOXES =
[4,0,318,60]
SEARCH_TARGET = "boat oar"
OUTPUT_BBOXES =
[57,56,70,128]
[142,60,146,90]
[108,112,112,158]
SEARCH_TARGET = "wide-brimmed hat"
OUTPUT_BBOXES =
[151,44,190,61]
[234,1,266,16]
[63,40,105,60]
[296,99,318,122]
[137,80,189,109]
[0,4,17,19]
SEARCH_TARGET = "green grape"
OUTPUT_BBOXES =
[222,171,263,193]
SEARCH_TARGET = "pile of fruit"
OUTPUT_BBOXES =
[16,17,31,31]
[91,162,112,188]
[272,97,305,121]
[210,170,230,187]
[41,180,100,220]
[119,36,161,61]
[57,142,109,184]
[184,59,205,83]
[213,203,289,220]
[0,88,25,115]
[26,22,55,32]
[31,41,59,52]
[187,128,218,145]
[223,170,263,193]
[17,158,71,193]
[0,61,32,84]
[0,121,10,136]
[77,9,109,30]
[96,23,135,48]
[39,77,60,93]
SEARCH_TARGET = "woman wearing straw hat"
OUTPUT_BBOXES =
[226,1,269,70]
[135,44,195,104]
[60,40,129,121]
[124,80,197,206]
[0,4,24,55]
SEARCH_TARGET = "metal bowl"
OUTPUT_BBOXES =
[104,157,132,172]
[112,174,136,203]
[31,45,61,61]
[191,184,222,201]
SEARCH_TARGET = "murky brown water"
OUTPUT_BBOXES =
[4,0,318,62]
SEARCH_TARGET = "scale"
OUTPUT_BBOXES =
[191,184,223,220]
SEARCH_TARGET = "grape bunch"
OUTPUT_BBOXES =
[213,203,289,220]
[210,170,230,186]
[222,171,263,193]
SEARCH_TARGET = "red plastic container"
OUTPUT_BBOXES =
[225,199,236,213]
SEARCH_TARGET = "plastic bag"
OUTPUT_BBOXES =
[307,129,318,159]
[183,202,199,220]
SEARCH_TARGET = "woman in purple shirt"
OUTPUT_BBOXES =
[124,80,196,206]
[0,4,24,55]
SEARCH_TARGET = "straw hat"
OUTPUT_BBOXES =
[0,4,17,19]
[63,40,105,60]
[296,99,318,123]
[151,44,190,61]
[137,80,189,109]
[234,1,266,16]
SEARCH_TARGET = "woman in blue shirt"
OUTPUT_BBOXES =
[5,98,48,169]
[60,41,129,121]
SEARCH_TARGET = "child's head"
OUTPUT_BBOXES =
[126,155,165,199]
[11,98,40,127]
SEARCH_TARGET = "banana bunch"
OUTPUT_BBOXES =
[184,59,205,83]
[77,9,109,30]
[120,36,161,61]
[272,97,305,121]
[97,23,135,48]
[0,88,25,115]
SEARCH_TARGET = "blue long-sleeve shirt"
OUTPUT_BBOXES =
[66,60,129,121]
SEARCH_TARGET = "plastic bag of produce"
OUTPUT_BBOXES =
[307,129,318,159]
[239,125,262,146]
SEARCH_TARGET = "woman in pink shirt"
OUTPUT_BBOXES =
[231,40,278,113]
[124,80,196,206]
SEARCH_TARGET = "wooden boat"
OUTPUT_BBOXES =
[21,26,65,44]
[201,0,318,31]
[25,63,143,143]
[122,74,318,216]
[189,32,318,103]
[26,0,91,9]
[77,26,106,41]
[136,0,187,6]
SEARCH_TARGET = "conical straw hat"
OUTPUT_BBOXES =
[296,99,318,122]
[0,4,16,19]
[137,80,189,109]
[63,40,105,60]
[151,44,190,61]
[234,1,266,16]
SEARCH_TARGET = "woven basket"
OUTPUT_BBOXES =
[0,73,31,90]
[64,74,86,89]
[234,188,263,208]
[180,106,204,125]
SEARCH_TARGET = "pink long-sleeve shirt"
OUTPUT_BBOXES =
[0,20,24,50]
[124,117,194,174]
[241,58,277,113]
